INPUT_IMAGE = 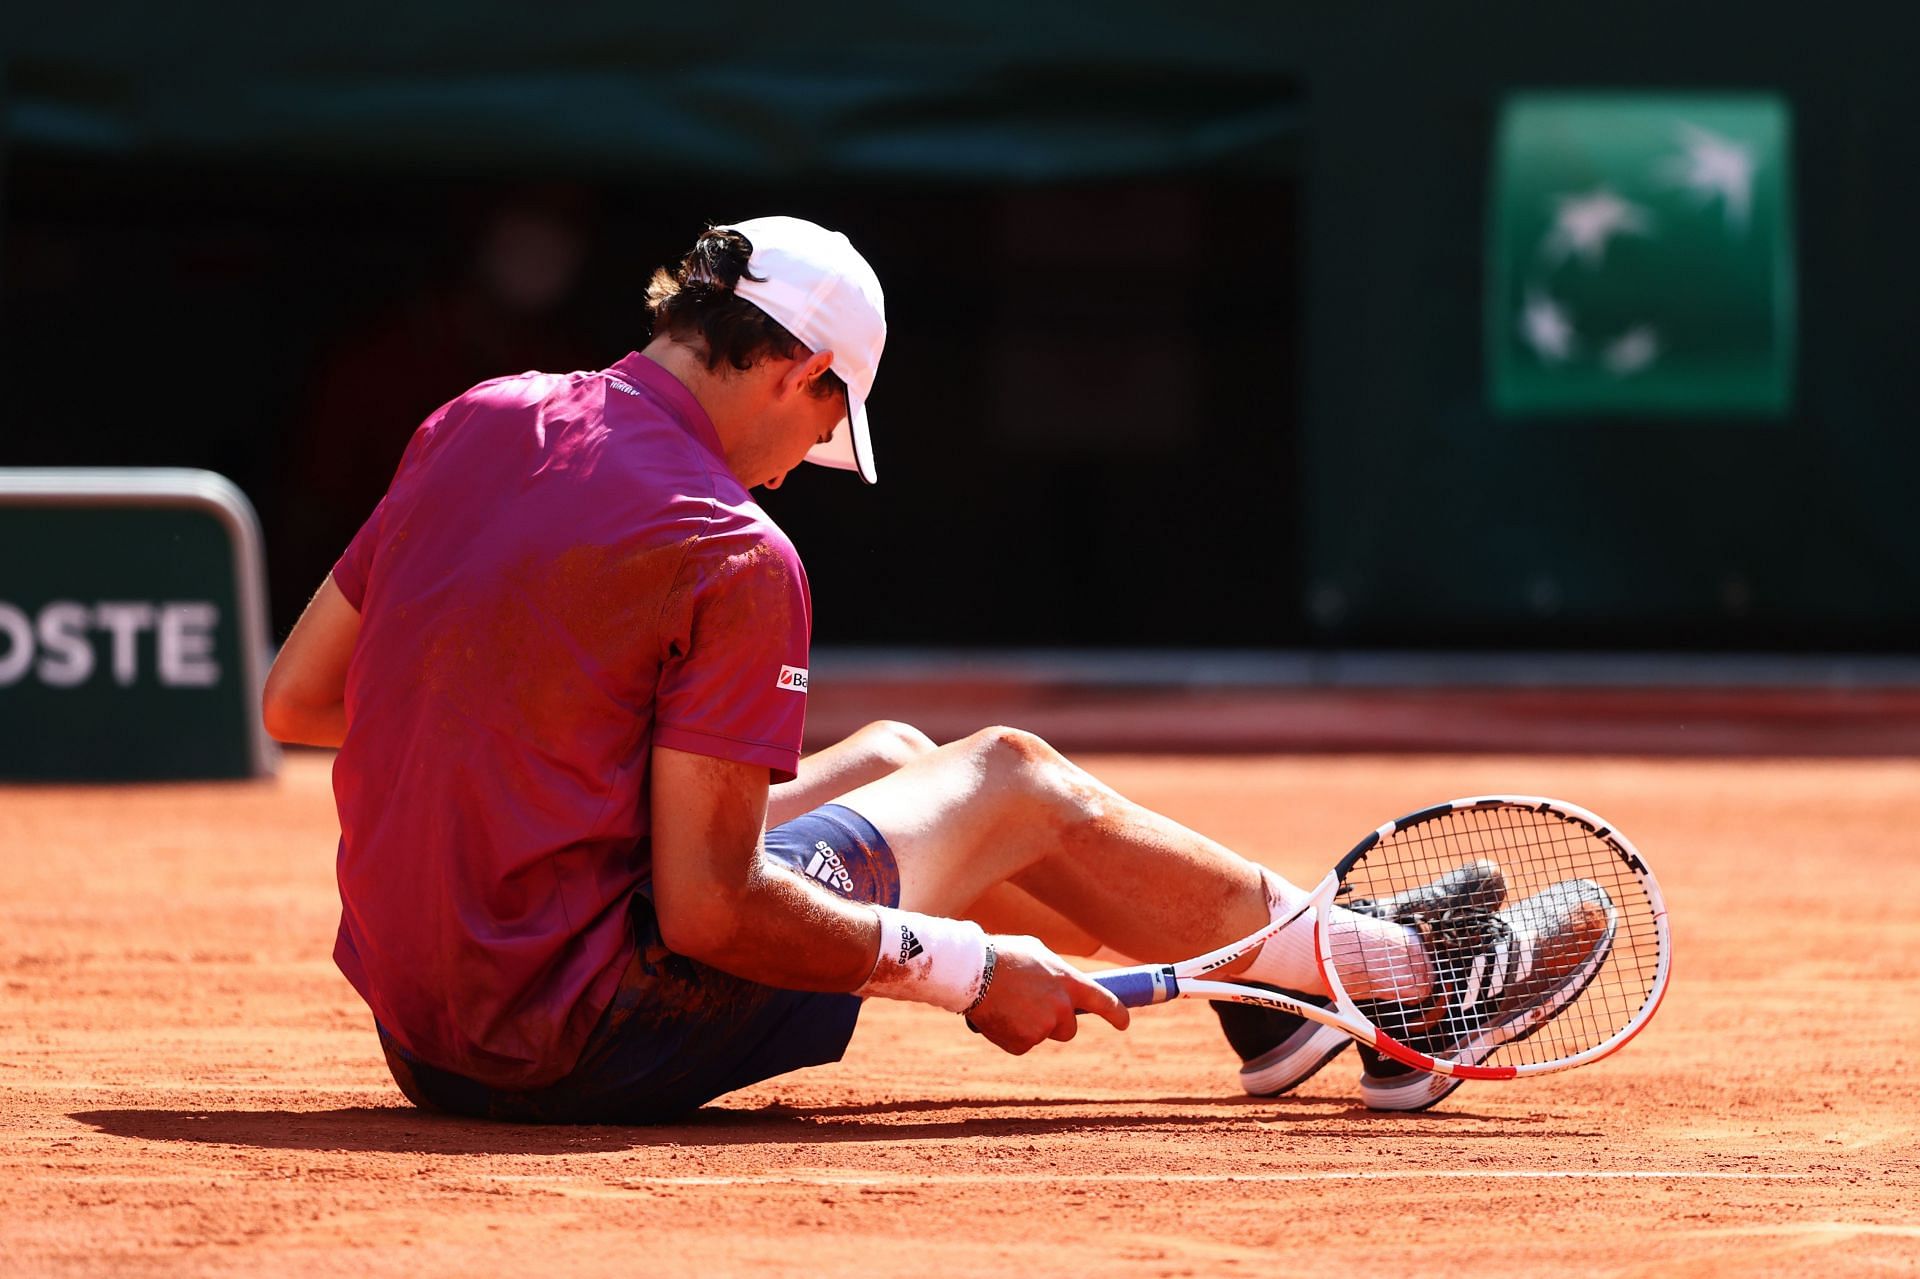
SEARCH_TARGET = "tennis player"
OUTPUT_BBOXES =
[263,216,1609,1121]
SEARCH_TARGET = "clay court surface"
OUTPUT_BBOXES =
[5,748,1918,1276]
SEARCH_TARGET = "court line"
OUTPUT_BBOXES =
[615,1170,1809,1188]
[33,1169,1820,1192]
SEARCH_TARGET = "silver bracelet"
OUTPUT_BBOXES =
[962,939,998,1015]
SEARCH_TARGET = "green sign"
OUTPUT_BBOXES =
[1487,93,1795,416]
[0,470,277,780]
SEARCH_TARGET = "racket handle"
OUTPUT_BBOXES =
[1093,965,1180,1008]
[964,965,1180,1031]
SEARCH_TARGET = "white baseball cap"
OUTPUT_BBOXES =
[719,215,887,485]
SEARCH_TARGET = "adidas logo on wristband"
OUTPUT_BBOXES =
[856,906,990,1014]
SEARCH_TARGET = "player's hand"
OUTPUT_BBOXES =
[967,933,1129,1055]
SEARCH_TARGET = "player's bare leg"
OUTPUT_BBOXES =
[834,726,1434,1004]
[959,885,1107,958]
[831,726,1287,970]
[766,720,936,827]
[768,723,1107,956]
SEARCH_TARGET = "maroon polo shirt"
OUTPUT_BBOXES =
[328,352,812,1089]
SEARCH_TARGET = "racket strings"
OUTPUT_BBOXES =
[1337,804,1663,1069]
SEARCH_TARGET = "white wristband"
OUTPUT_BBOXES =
[854,906,990,1013]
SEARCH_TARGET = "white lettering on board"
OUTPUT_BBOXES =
[0,601,223,688]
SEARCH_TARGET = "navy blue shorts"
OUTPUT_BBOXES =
[377,803,901,1124]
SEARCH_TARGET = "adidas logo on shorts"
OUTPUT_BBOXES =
[805,841,856,894]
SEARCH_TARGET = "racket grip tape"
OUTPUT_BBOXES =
[1092,965,1180,1008]
[965,964,1180,1032]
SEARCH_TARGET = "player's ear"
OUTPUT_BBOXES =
[796,348,835,392]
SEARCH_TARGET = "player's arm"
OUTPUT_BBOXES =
[649,744,882,990]
[650,744,1128,1053]
[261,574,360,748]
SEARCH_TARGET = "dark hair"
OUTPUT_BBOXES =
[646,228,845,399]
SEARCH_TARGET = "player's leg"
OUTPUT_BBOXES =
[829,735,1582,1112]
[829,725,1265,962]
[766,720,936,827]
[827,725,1420,995]
[959,884,1107,959]
[771,720,1112,956]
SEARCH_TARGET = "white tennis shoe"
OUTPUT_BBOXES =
[1355,877,1619,1111]
[1213,859,1509,1097]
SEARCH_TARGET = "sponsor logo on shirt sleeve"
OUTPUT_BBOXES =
[776,665,809,693]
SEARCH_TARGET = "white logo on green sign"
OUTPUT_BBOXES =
[1488,94,1795,416]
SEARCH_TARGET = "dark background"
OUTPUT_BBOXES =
[4,2,1915,652]
[2,163,1298,644]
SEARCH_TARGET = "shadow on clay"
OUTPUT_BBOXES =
[69,1097,1568,1155]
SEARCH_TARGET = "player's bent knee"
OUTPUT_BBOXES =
[965,726,1083,796]
[964,725,1055,769]
[858,719,937,767]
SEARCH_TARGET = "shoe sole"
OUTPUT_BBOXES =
[1238,1021,1353,1097]
[1360,890,1620,1112]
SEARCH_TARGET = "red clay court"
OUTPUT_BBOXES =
[5,701,1917,1275]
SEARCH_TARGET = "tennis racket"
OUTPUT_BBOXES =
[1092,796,1670,1081]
